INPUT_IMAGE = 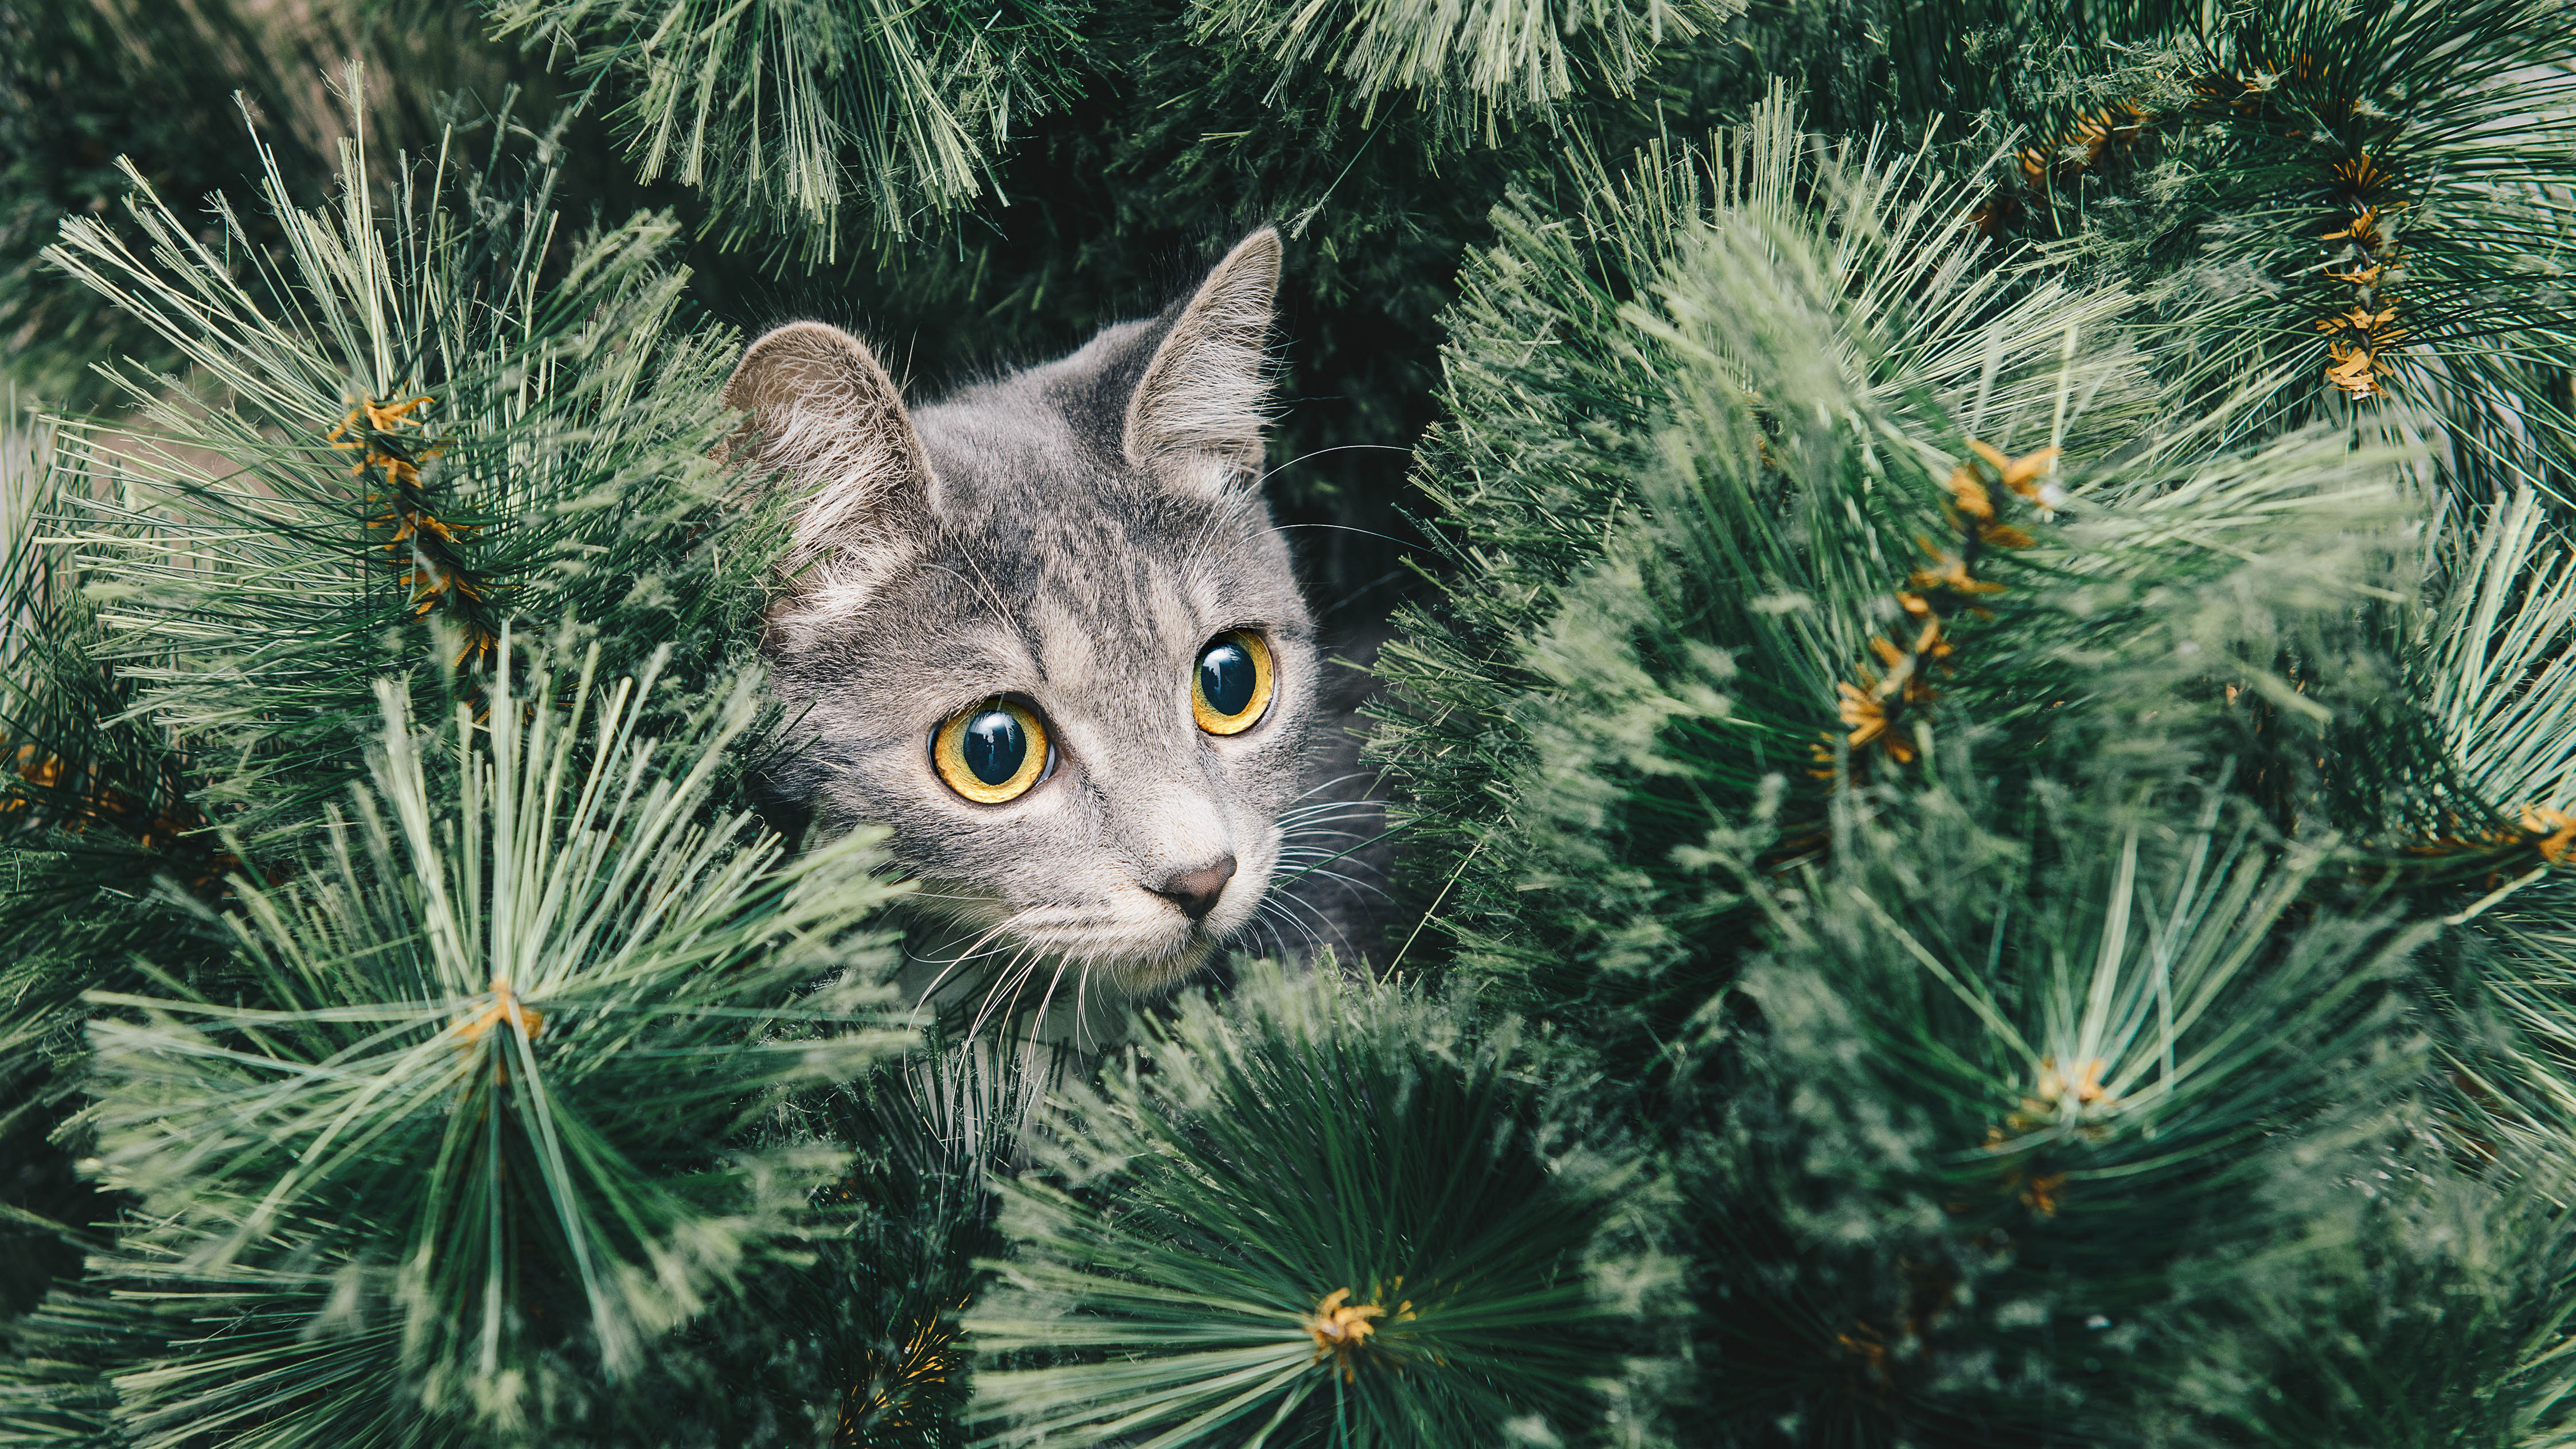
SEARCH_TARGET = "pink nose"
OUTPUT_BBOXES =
[1152,856,1238,920]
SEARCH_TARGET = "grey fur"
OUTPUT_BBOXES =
[724,231,1318,1021]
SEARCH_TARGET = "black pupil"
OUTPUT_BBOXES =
[959,710,1027,786]
[1199,639,1258,718]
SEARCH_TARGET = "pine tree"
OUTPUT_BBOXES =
[3,1,2575,1445]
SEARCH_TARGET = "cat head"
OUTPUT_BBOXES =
[724,230,1314,1003]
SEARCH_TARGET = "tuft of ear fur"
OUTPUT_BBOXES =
[1123,228,1282,498]
[723,321,931,627]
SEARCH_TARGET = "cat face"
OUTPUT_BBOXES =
[724,231,1315,1002]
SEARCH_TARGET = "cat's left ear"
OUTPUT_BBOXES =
[1123,228,1282,498]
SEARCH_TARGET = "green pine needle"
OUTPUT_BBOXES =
[1189,0,1742,137]
[2417,489,2576,820]
[71,638,908,1441]
[968,967,1671,1447]
[490,0,1090,259]
[33,64,779,853]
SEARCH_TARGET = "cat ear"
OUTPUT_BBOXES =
[722,321,931,620]
[1123,228,1282,498]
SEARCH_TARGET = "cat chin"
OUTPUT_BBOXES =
[1022,888,1277,999]
[1086,938,1219,998]
[896,900,1232,1016]
[991,920,1223,999]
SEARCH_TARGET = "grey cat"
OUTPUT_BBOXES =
[723,230,1342,1030]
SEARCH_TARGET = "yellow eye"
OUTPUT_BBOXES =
[1191,630,1274,736]
[931,700,1051,804]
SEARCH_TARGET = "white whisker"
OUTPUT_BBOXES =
[1265,887,1351,955]
[967,942,1046,1043]
[1282,866,1392,901]
[1273,818,1387,839]
[1245,916,1283,963]
[1275,802,1383,823]
[907,911,1040,1030]
[1275,844,1385,865]
[1275,821,1387,840]
[1072,960,1100,1054]
[1256,895,1326,958]
[1259,445,1414,486]
[1285,771,1375,804]
[1027,959,1076,1052]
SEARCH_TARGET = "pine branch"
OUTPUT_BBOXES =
[73,638,908,1441]
[488,0,1091,260]
[1984,0,2576,501]
[968,968,1673,1446]
[1188,0,1743,139]
[1690,767,2440,1442]
[1374,91,2432,1079]
[2417,489,2576,820]
[33,65,783,853]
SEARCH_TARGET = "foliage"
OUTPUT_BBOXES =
[1188,0,1746,137]
[1696,776,2437,1441]
[1376,93,2400,1071]
[1971,0,2576,502]
[0,1,516,413]
[0,0,333,411]
[631,1041,1036,1448]
[2152,0,2576,443]
[36,74,778,852]
[489,0,1092,261]
[5,0,2576,1444]
[69,649,905,1442]
[1373,76,2576,1445]
[969,967,1672,1446]
[0,71,912,1448]
[2173,1155,2576,1447]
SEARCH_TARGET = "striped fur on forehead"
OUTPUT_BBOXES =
[735,228,1318,1007]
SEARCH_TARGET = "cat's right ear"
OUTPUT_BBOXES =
[1123,228,1281,499]
[723,321,931,622]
